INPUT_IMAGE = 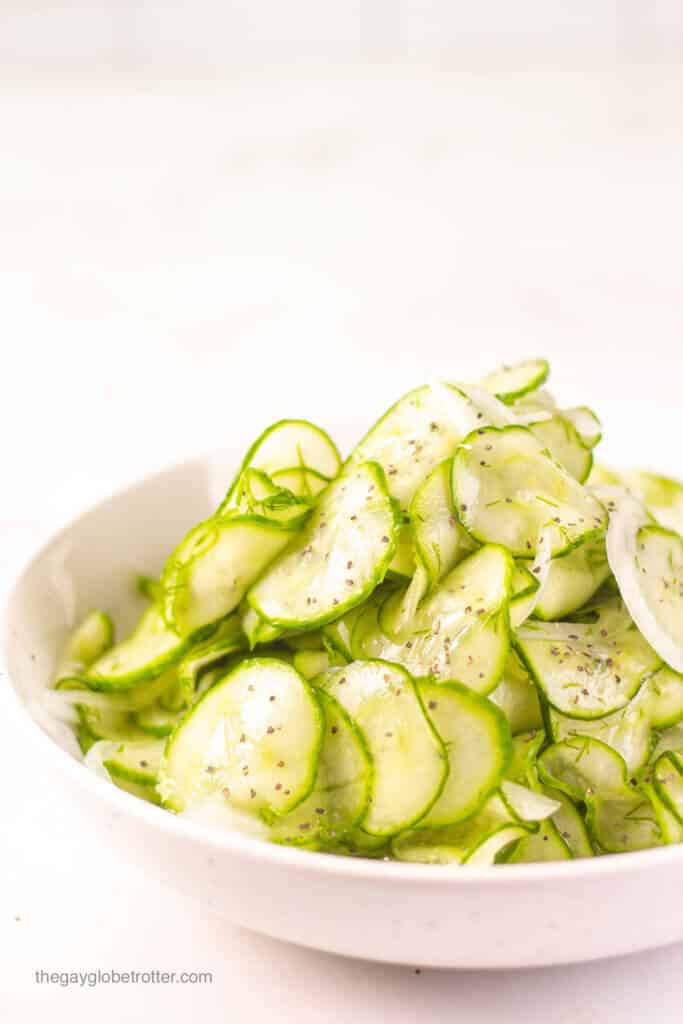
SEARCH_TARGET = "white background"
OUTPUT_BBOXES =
[1,4,683,1021]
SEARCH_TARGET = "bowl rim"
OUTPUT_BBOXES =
[4,449,683,887]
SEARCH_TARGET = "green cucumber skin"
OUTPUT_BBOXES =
[248,462,402,632]
[480,358,550,404]
[220,419,341,511]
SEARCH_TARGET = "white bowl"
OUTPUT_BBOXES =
[3,450,683,969]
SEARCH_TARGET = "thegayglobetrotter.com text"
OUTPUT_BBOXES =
[34,969,213,988]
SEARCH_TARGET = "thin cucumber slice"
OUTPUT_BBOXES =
[506,729,545,786]
[270,466,330,499]
[509,561,540,627]
[621,470,683,535]
[54,610,114,683]
[650,724,683,762]
[136,575,163,604]
[652,752,683,825]
[227,468,313,527]
[163,515,300,636]
[134,703,184,738]
[241,606,282,648]
[292,650,330,679]
[500,780,561,822]
[248,462,401,631]
[386,522,415,579]
[102,738,165,787]
[542,785,593,858]
[349,584,399,660]
[529,413,593,483]
[391,792,537,866]
[478,358,550,404]
[345,383,481,511]
[452,425,606,557]
[84,606,191,692]
[646,665,683,729]
[606,494,683,673]
[417,680,511,827]
[322,603,365,662]
[547,692,652,777]
[538,736,661,851]
[533,532,610,621]
[490,651,543,735]
[267,691,372,845]
[75,702,146,744]
[367,545,513,694]
[516,603,660,719]
[642,779,683,844]
[564,407,602,449]
[506,820,572,862]
[318,661,447,836]
[409,458,475,589]
[159,658,324,816]
[175,614,246,697]
[84,741,162,803]
[219,419,341,510]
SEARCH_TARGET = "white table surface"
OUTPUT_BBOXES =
[1,60,682,1022]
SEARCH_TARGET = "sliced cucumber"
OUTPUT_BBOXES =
[509,561,540,628]
[54,610,114,683]
[643,779,683,844]
[318,661,447,836]
[652,752,683,825]
[564,407,602,449]
[175,614,246,696]
[478,358,550,404]
[491,651,543,735]
[410,458,475,589]
[163,516,300,637]
[529,413,593,483]
[248,462,401,631]
[134,703,184,738]
[386,522,416,579]
[101,737,165,787]
[267,690,371,845]
[516,602,660,719]
[607,494,683,673]
[159,658,324,816]
[391,791,539,866]
[416,680,511,827]
[367,545,512,694]
[292,650,331,679]
[533,532,610,621]
[621,469,683,535]
[345,383,481,511]
[84,606,190,692]
[452,425,606,557]
[506,729,545,786]
[226,468,313,527]
[548,692,652,777]
[646,665,683,729]
[506,820,572,862]
[219,419,341,511]
[651,724,683,762]
[542,785,593,858]
[270,466,330,499]
[136,575,163,604]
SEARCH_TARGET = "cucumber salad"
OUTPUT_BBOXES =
[49,359,683,865]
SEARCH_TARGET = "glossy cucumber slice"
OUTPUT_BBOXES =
[226,468,313,527]
[564,407,602,449]
[409,458,475,589]
[366,545,512,694]
[101,737,165,787]
[267,690,372,845]
[516,601,660,719]
[452,425,606,557]
[159,658,324,816]
[620,470,683,535]
[318,661,447,836]
[417,680,511,827]
[646,665,683,729]
[175,613,246,696]
[84,606,191,692]
[219,419,341,510]
[163,516,300,636]
[345,383,481,511]
[529,413,593,483]
[506,819,572,862]
[54,610,114,684]
[547,691,652,777]
[533,532,610,621]
[248,462,401,631]
[542,785,593,858]
[607,493,683,673]
[391,789,547,866]
[478,358,550,404]
[490,651,543,735]
[652,752,683,825]
[270,466,330,499]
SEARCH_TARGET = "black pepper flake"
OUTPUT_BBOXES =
[428,700,437,710]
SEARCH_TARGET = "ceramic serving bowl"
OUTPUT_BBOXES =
[3,448,683,969]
